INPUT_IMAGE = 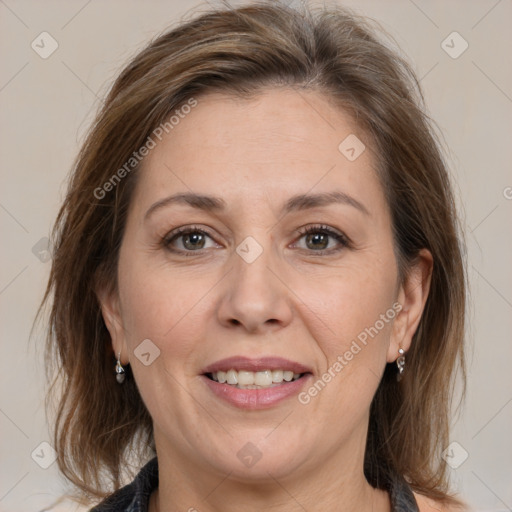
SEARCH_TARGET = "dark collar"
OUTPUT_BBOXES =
[388,472,420,512]
[90,457,158,512]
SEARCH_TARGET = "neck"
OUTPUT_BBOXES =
[149,430,391,512]
[151,484,389,512]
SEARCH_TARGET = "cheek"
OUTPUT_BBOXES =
[117,255,209,360]
[116,260,212,414]
[295,270,397,426]
[294,259,397,361]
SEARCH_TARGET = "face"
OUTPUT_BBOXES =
[100,88,430,483]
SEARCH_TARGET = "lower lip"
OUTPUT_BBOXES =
[201,374,312,410]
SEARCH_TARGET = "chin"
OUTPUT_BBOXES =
[204,438,310,482]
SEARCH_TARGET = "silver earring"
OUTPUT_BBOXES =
[115,352,126,384]
[396,348,405,381]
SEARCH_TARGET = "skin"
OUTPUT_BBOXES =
[99,88,433,512]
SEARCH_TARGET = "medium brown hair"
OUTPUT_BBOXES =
[36,0,467,507]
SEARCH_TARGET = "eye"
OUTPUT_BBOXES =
[293,224,350,254]
[162,225,218,255]
[161,224,350,257]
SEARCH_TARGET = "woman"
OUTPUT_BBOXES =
[38,1,468,511]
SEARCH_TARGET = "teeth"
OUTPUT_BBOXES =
[254,370,272,386]
[272,370,283,382]
[210,369,303,388]
[226,369,238,385]
[238,371,254,386]
[283,371,294,382]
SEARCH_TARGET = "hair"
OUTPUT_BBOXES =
[35,0,467,508]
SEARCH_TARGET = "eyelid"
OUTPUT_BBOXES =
[162,224,213,242]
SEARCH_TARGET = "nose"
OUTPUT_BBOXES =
[216,241,293,334]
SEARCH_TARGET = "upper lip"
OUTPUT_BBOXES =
[201,356,313,375]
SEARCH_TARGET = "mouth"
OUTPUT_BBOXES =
[204,369,309,389]
[200,356,313,407]
[201,356,313,385]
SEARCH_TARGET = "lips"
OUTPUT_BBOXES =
[201,356,313,375]
[199,356,314,409]
[200,372,313,409]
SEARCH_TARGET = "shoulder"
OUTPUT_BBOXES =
[413,492,470,512]
[90,457,159,511]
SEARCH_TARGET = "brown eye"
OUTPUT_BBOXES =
[304,232,330,250]
[163,226,217,255]
[294,225,350,254]
[180,232,207,250]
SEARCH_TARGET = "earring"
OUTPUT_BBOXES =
[396,348,405,382]
[115,352,126,384]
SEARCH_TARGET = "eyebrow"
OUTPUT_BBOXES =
[144,190,370,221]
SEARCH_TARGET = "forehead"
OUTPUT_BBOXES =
[132,87,385,216]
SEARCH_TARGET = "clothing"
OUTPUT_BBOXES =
[90,456,419,512]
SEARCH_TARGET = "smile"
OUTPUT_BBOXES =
[207,369,304,388]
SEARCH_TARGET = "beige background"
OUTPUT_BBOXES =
[1,0,511,510]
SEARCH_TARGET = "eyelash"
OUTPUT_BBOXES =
[161,224,350,257]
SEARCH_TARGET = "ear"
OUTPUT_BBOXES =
[96,285,129,365]
[387,249,433,363]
